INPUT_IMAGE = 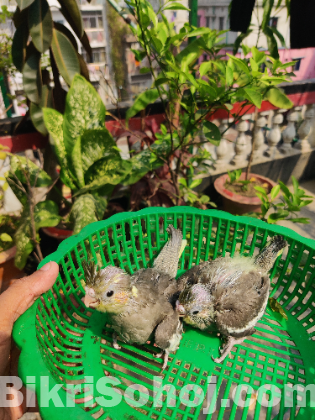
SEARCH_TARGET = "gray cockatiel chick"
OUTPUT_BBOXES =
[83,225,185,370]
[176,235,287,363]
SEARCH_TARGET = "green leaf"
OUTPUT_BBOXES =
[279,180,291,198]
[268,297,288,320]
[63,74,106,157]
[139,67,151,74]
[10,155,52,187]
[71,194,98,235]
[53,22,78,50]
[226,66,234,86]
[0,233,12,242]
[203,121,221,146]
[267,210,289,223]
[154,77,170,87]
[270,184,281,200]
[175,37,205,69]
[291,175,299,196]
[263,26,279,59]
[254,185,268,196]
[92,194,108,220]
[14,201,60,270]
[186,28,211,38]
[266,88,293,109]
[76,158,132,196]
[243,88,262,108]
[256,192,267,203]
[190,179,202,189]
[226,53,250,75]
[251,47,266,64]
[51,28,80,86]
[232,30,252,55]
[16,0,35,10]
[80,129,118,173]
[12,23,28,72]
[30,85,53,136]
[270,27,285,47]
[262,0,274,31]
[289,218,310,224]
[199,61,212,78]
[43,107,76,190]
[71,129,119,188]
[22,50,42,104]
[28,0,53,53]
[34,200,60,230]
[14,218,34,270]
[58,0,84,39]
[71,136,84,188]
[163,2,190,10]
[126,89,159,123]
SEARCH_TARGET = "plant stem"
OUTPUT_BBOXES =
[246,107,258,181]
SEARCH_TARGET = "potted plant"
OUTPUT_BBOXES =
[214,168,276,215]
[5,152,61,272]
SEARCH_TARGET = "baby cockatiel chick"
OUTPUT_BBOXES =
[83,225,185,370]
[176,235,287,363]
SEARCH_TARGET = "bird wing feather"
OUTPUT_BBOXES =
[155,311,183,352]
[214,271,270,337]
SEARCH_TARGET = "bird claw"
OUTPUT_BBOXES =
[161,353,169,371]
[112,333,121,350]
[113,342,121,350]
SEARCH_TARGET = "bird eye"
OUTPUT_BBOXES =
[192,310,199,315]
[107,290,114,297]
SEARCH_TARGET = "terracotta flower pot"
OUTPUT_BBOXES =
[214,173,276,215]
[0,246,25,294]
[42,226,73,241]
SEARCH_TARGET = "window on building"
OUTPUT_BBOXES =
[87,31,105,43]
[92,47,106,63]
[197,15,201,27]
[82,47,106,63]
[90,16,96,28]
[293,58,302,71]
[269,17,278,28]
[219,17,224,30]
[206,16,210,27]
[211,16,216,28]
[82,11,103,29]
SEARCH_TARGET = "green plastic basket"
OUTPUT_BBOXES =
[13,207,315,420]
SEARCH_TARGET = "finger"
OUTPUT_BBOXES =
[0,261,59,331]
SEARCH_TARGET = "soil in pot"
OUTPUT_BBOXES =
[225,177,271,197]
[214,173,275,215]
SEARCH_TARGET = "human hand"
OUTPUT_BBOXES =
[0,261,59,420]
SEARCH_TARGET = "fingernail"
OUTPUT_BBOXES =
[40,262,51,271]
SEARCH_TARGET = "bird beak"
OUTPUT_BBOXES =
[83,287,100,308]
[176,300,186,317]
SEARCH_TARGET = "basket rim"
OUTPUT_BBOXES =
[40,207,315,269]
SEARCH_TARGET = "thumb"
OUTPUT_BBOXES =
[0,261,59,331]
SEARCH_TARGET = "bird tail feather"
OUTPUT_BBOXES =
[153,225,184,278]
[254,235,287,273]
